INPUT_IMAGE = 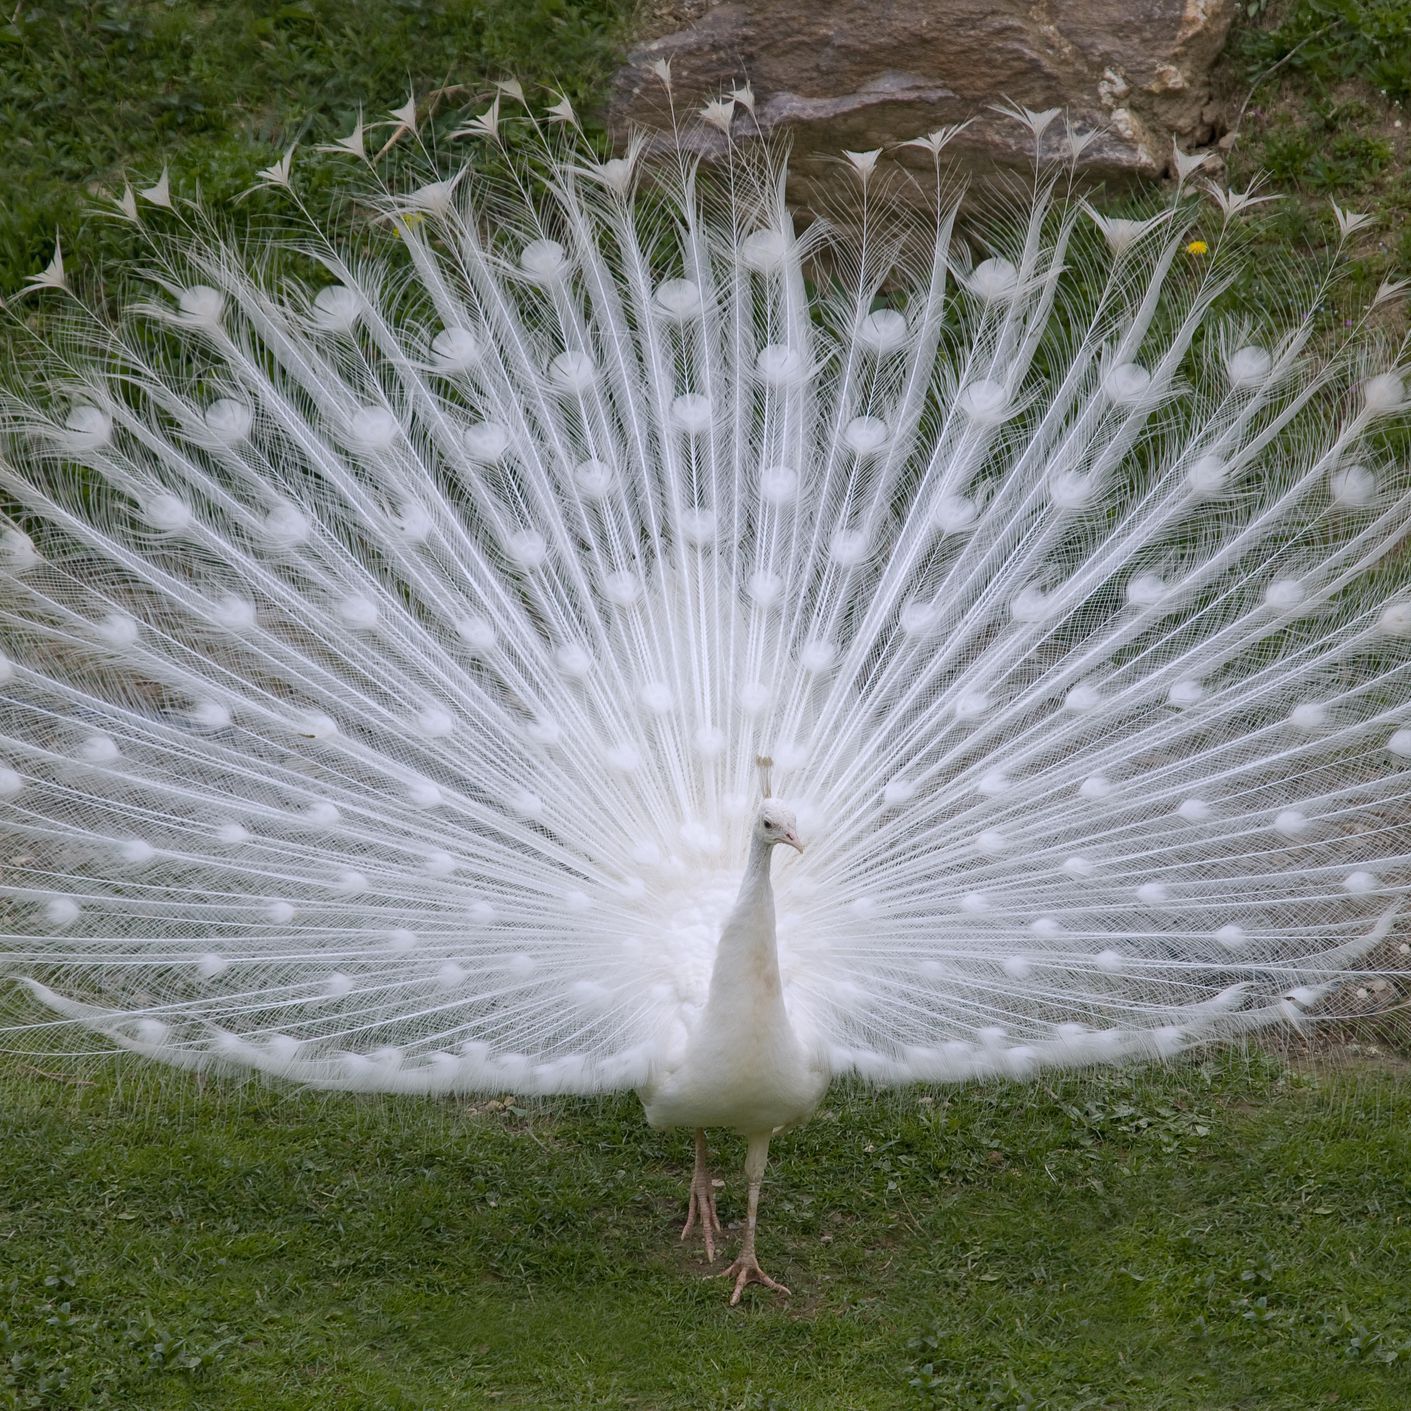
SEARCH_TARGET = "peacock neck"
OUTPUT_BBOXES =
[702,835,785,1016]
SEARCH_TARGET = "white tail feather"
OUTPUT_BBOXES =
[1,100,1408,1094]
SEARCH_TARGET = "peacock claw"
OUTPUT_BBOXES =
[715,1253,791,1305]
[680,1176,723,1261]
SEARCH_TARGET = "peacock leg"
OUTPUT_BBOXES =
[680,1127,723,1260]
[716,1132,790,1305]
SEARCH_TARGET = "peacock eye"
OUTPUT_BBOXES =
[763,819,774,829]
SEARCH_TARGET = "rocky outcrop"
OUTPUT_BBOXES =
[609,0,1236,192]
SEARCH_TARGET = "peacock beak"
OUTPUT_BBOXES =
[783,831,805,854]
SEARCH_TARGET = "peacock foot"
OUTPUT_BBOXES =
[680,1175,723,1261]
[715,1251,791,1306]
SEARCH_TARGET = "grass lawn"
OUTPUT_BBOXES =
[3,1048,1410,1409]
[0,0,632,319]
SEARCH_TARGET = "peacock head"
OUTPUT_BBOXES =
[757,801,804,854]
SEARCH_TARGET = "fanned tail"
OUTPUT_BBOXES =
[1,91,1408,1093]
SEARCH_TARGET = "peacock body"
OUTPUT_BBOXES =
[2,84,1409,1299]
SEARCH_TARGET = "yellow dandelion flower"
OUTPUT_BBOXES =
[1185,239,1209,257]
[392,211,429,241]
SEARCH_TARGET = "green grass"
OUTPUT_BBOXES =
[1223,0,1411,275]
[4,1049,1410,1409]
[1232,0,1411,106]
[0,0,631,311]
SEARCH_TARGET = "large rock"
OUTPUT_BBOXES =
[609,0,1236,195]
